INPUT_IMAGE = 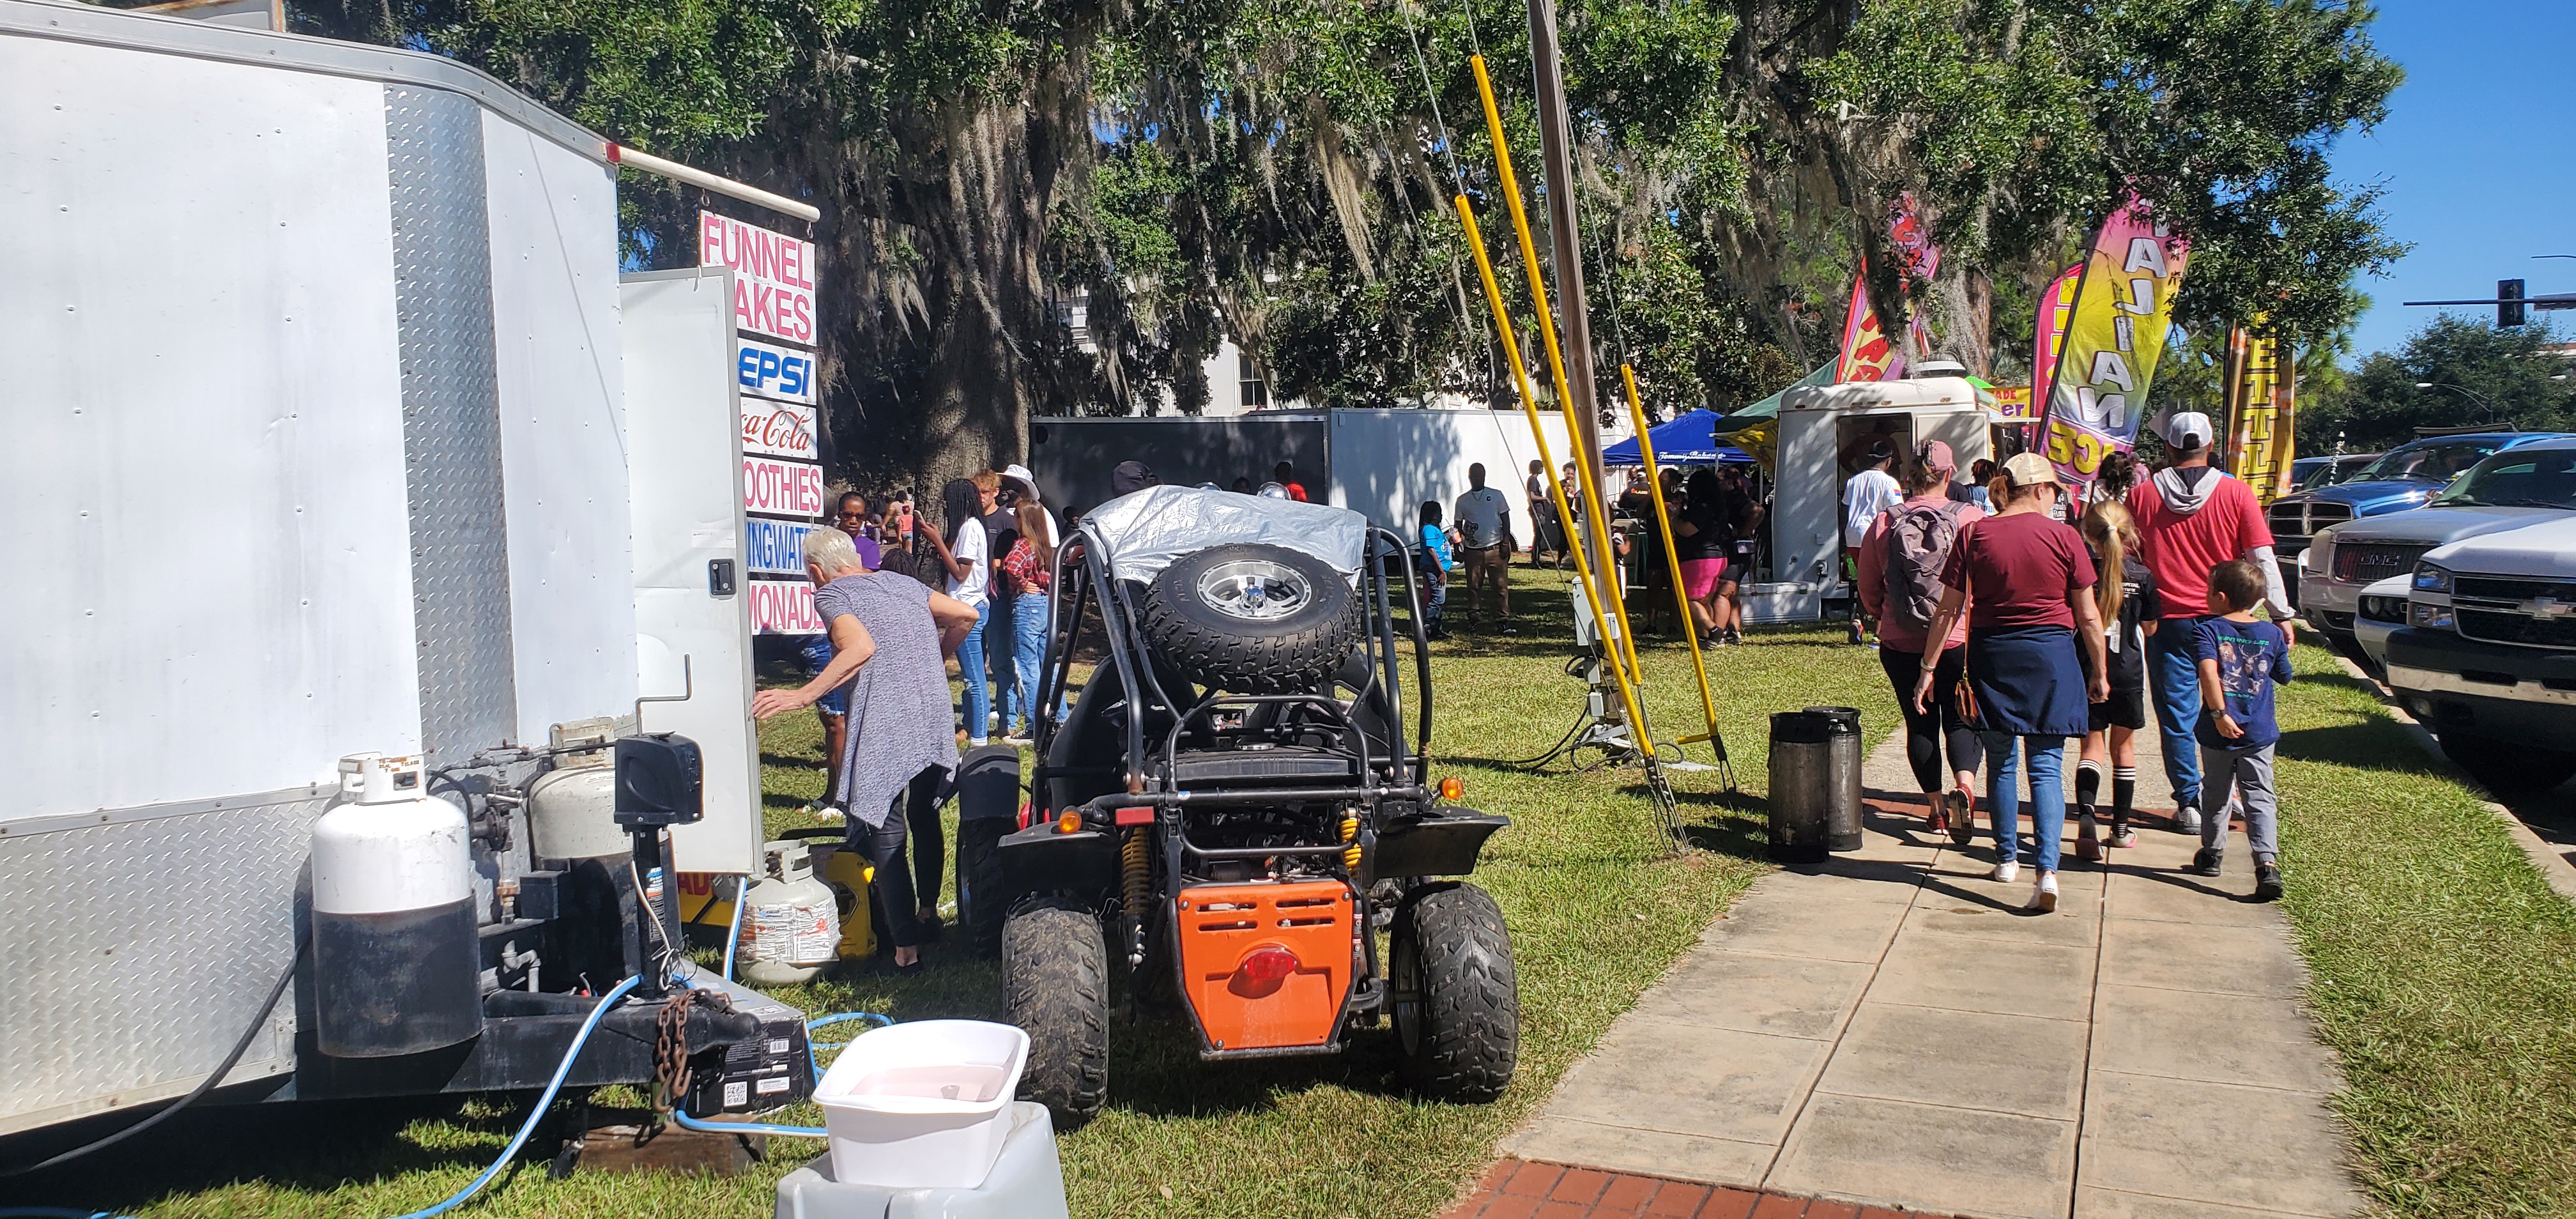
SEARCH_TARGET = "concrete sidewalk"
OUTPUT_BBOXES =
[1497,728,2362,1219]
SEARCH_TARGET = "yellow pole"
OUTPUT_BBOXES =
[1468,54,1644,691]
[1620,364,1722,753]
[1452,194,1659,760]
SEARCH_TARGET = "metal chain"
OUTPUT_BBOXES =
[652,986,732,1115]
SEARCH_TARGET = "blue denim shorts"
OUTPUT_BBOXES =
[801,634,848,717]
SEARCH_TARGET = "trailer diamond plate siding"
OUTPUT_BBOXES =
[387,86,518,762]
[0,794,321,1135]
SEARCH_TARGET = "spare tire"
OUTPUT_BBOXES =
[1139,543,1362,693]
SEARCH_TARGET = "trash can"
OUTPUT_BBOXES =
[1767,710,1834,864]
[1804,707,1866,852]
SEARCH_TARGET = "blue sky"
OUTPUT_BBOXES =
[2331,1,2576,362]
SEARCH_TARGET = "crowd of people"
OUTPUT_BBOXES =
[1847,411,2296,914]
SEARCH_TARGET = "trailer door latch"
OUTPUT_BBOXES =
[707,559,737,597]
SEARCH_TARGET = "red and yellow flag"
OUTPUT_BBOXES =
[1836,272,1897,383]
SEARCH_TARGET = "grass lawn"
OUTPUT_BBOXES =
[20,588,2575,1218]
[12,579,1898,1219]
[2271,644,2576,1216]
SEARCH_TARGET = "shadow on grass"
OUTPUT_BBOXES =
[8,1095,499,1211]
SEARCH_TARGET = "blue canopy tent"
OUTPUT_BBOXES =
[1601,408,1756,466]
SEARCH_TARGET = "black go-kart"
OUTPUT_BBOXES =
[979,486,1518,1127]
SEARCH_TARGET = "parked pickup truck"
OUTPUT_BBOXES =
[2385,505,2576,795]
[2299,435,2576,640]
[2268,431,2564,607]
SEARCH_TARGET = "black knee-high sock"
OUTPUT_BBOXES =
[2075,760,2103,816]
[2113,766,2138,827]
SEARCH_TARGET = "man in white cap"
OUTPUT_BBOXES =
[2126,410,2296,835]
[997,463,1060,547]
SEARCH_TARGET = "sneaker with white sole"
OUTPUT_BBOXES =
[2028,871,2059,912]
[2108,822,2137,848]
[2074,811,2102,862]
[2172,804,2202,834]
[1991,859,2020,884]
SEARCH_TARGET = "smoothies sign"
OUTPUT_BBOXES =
[703,210,826,634]
[2039,195,2188,491]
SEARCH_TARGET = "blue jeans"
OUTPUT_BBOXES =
[1982,732,2066,874]
[956,602,989,744]
[2149,617,2207,811]
[1004,590,1051,733]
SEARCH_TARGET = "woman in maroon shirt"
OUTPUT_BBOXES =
[1910,454,2110,913]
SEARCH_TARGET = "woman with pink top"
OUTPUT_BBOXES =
[1857,440,1985,843]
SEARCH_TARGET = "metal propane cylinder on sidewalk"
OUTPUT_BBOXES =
[740,839,841,985]
[1767,712,1834,864]
[1804,706,1866,851]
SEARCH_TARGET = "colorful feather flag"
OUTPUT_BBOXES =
[2037,195,2189,490]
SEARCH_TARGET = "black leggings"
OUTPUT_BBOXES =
[905,765,947,912]
[850,766,945,949]
[1879,645,1985,793]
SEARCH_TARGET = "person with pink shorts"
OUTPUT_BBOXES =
[1673,467,1731,641]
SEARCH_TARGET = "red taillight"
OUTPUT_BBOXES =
[1018,802,1035,831]
[1236,945,1300,986]
[1114,806,1154,827]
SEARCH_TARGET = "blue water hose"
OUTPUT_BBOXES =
[385,974,643,1219]
[1,1209,137,1218]
[721,874,747,981]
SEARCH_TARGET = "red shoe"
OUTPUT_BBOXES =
[1925,799,1949,836]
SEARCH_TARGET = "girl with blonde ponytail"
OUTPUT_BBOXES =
[2074,498,2158,859]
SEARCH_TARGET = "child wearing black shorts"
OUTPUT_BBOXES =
[2075,501,2158,859]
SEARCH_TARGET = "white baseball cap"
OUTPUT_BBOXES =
[2001,452,2060,487]
[1000,463,1041,495]
[2165,411,2214,450]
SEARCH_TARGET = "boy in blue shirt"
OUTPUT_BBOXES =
[2191,559,2293,900]
[1416,500,1453,640]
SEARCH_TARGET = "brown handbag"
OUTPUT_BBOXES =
[1948,519,1981,728]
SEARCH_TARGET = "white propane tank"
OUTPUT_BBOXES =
[525,763,628,861]
[740,839,840,986]
[310,752,482,1057]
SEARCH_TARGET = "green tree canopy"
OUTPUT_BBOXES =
[2303,315,2576,451]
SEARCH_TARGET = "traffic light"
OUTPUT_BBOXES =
[2499,279,2526,328]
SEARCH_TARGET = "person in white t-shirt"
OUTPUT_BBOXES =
[1843,443,1903,643]
[1453,463,1516,633]
[926,478,992,745]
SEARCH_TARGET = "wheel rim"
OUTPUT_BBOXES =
[1195,558,1314,621]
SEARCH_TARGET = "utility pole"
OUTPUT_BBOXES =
[1526,0,1611,585]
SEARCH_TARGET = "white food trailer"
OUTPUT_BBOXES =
[1,0,790,1138]
[1765,376,1997,624]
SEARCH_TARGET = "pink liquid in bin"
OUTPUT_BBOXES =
[815,1020,1030,1190]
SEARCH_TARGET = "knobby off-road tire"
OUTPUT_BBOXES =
[1002,898,1108,1127]
[1140,543,1362,693]
[1392,883,1518,1102]
[2438,733,2576,795]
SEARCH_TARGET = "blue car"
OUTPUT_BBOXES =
[2267,431,2570,603]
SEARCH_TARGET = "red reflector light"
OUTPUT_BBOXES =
[1236,945,1300,986]
[1114,806,1154,827]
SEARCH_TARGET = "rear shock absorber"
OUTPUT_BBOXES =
[1121,826,1151,967]
[1339,811,1361,870]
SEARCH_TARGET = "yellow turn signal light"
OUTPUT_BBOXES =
[1438,776,1464,802]
[1056,809,1082,834]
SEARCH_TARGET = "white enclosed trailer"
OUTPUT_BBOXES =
[1,0,770,1138]
[1765,377,1996,624]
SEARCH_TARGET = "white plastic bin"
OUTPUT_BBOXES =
[813,1020,1031,1190]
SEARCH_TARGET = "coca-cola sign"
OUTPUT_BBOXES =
[742,398,818,459]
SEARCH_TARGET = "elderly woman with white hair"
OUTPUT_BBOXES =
[753,527,978,971]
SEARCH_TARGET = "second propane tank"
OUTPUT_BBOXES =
[525,761,627,861]
[310,753,481,1057]
[739,839,840,985]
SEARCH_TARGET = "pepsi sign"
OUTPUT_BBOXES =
[736,337,818,405]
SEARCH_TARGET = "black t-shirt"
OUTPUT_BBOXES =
[1675,496,1725,562]
[2101,554,2159,691]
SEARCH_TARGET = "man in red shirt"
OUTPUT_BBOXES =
[2126,411,2297,833]
[1273,461,1309,502]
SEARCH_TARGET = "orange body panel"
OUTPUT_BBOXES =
[1175,880,1357,1052]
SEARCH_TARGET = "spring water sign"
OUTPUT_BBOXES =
[2039,195,2188,490]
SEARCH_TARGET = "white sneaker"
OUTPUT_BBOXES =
[1991,859,2020,884]
[2172,804,2202,834]
[2028,871,2060,913]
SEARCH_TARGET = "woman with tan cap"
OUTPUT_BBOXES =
[1912,453,2110,912]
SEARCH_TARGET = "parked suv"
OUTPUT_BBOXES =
[2267,432,2564,604]
[2298,436,2576,640]
[2386,500,2576,794]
